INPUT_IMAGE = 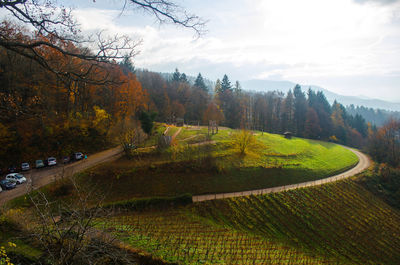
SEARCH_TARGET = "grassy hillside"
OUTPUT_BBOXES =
[98,177,400,265]
[79,127,358,203]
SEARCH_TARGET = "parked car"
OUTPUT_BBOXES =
[7,165,17,173]
[63,156,70,164]
[47,157,57,166]
[36,160,45,169]
[72,152,83,161]
[6,173,27,184]
[0,179,17,190]
[21,162,30,171]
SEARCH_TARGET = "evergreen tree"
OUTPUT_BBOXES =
[119,56,135,75]
[180,73,188,83]
[139,111,157,135]
[172,68,181,82]
[293,84,307,136]
[221,74,232,92]
[214,79,222,94]
[194,73,207,91]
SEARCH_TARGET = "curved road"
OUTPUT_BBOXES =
[192,146,372,202]
[0,146,123,206]
[0,126,183,206]
[0,144,371,206]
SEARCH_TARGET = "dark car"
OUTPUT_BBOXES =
[63,156,70,164]
[0,179,17,190]
[8,165,17,173]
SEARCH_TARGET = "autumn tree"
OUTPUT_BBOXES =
[203,102,224,124]
[368,119,400,166]
[304,108,321,139]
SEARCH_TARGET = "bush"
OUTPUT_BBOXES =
[104,194,193,211]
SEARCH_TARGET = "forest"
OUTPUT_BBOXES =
[0,19,388,168]
[0,10,398,169]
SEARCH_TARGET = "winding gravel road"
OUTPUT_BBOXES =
[0,143,371,206]
[192,146,372,202]
[0,146,123,206]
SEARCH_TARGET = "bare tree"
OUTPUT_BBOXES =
[0,0,206,83]
[26,178,137,265]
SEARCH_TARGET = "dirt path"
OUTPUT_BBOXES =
[0,146,123,205]
[172,127,182,140]
[192,146,372,202]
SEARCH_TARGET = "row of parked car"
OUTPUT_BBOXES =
[2,152,84,174]
[0,173,27,192]
[0,152,84,193]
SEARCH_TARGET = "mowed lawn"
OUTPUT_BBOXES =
[78,128,359,202]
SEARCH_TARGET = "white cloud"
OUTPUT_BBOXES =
[69,0,400,101]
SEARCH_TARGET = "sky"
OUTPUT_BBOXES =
[7,0,400,101]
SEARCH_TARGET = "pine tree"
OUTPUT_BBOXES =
[234,81,242,95]
[221,74,232,92]
[293,84,307,136]
[194,73,207,91]
[172,68,181,82]
[180,73,188,83]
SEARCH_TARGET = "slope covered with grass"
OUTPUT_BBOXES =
[80,128,358,202]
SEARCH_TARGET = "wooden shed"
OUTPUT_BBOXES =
[176,118,184,127]
[283,131,292,139]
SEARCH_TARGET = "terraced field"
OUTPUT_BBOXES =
[101,211,334,264]
[191,180,400,264]
[98,178,400,264]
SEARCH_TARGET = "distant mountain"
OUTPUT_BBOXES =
[241,79,400,112]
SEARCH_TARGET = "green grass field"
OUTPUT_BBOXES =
[79,128,358,203]
[98,176,400,265]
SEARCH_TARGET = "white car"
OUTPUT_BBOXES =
[6,173,27,184]
[47,157,57,166]
[21,162,30,171]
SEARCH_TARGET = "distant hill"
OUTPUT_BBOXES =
[241,79,400,112]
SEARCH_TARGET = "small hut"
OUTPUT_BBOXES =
[176,118,184,127]
[283,131,292,139]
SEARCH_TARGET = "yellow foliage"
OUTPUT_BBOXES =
[231,130,265,156]
[92,106,110,134]
[0,242,15,265]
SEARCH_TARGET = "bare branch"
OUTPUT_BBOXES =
[128,0,207,37]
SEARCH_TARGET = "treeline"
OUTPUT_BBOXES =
[347,105,400,127]
[368,119,400,167]
[0,25,148,165]
[138,69,369,147]
[0,25,373,167]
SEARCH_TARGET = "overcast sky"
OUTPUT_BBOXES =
[39,1,400,101]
